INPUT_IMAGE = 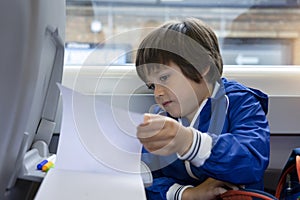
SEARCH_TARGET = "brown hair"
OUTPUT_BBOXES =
[135,17,223,84]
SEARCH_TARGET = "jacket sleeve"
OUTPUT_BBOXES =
[145,176,176,200]
[201,91,270,184]
[142,148,176,200]
[142,149,193,200]
[145,176,194,200]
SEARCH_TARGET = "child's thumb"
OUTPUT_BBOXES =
[143,113,152,123]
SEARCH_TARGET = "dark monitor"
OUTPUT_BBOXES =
[0,1,65,199]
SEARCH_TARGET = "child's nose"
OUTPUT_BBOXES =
[154,84,165,97]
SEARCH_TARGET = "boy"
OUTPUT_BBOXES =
[136,18,270,200]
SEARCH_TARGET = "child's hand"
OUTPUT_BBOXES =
[137,113,193,156]
[182,178,239,200]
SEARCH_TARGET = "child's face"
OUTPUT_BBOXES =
[145,61,210,122]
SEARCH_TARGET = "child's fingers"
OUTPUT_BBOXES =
[142,113,151,125]
[141,113,165,126]
[137,114,167,138]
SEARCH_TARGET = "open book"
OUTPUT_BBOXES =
[35,85,148,199]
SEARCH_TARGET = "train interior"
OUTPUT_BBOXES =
[1,0,300,199]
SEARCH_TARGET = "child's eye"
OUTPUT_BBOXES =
[146,83,155,90]
[159,74,169,82]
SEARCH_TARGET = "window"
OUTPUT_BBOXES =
[65,0,300,66]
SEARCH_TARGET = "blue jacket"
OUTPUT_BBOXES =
[142,78,270,200]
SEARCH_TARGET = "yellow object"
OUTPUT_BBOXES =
[42,161,54,172]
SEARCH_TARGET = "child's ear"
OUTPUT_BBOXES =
[201,65,210,77]
[197,65,210,81]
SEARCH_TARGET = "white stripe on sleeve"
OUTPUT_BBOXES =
[166,183,193,200]
[177,128,212,167]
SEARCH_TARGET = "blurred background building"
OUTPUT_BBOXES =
[64,0,300,66]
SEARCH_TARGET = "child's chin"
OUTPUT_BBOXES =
[167,111,181,118]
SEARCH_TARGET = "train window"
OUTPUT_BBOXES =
[65,0,300,67]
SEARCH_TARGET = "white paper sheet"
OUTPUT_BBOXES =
[35,170,146,200]
[55,85,144,174]
[35,85,146,200]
